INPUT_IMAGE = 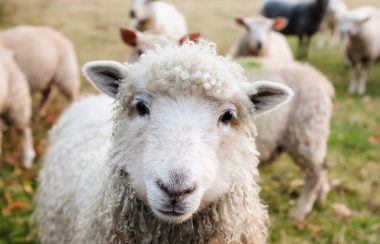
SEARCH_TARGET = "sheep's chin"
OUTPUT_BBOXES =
[151,207,195,224]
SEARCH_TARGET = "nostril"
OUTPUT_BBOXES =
[182,185,196,195]
[130,10,136,18]
[156,180,196,199]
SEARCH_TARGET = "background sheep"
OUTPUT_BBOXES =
[0,45,35,169]
[0,25,80,116]
[261,0,329,59]
[230,16,294,61]
[317,0,348,49]
[37,43,294,243]
[129,0,188,39]
[240,58,334,220]
[339,6,380,95]
[119,27,200,62]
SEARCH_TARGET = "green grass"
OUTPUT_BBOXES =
[1,0,380,243]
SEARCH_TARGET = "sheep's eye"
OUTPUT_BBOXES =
[137,49,144,56]
[136,101,149,116]
[219,110,234,124]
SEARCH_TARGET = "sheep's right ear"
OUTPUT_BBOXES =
[120,28,138,47]
[272,18,288,31]
[245,81,294,116]
[82,61,127,98]
[235,17,248,28]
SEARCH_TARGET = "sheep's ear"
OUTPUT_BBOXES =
[246,81,293,116]
[235,17,248,28]
[82,61,127,98]
[120,28,138,47]
[272,18,288,31]
[179,33,201,45]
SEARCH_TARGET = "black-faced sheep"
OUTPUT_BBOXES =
[37,42,294,243]
[0,25,80,116]
[261,0,329,59]
[0,45,35,169]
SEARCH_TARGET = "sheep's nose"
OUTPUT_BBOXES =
[256,41,263,50]
[129,10,136,18]
[157,180,196,201]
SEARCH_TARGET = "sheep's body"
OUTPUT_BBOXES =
[230,17,293,61]
[340,6,380,95]
[36,43,297,243]
[241,58,334,220]
[317,0,348,48]
[0,25,80,115]
[261,0,329,59]
[0,45,35,168]
[130,0,188,39]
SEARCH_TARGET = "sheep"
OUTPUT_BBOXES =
[0,45,35,169]
[239,57,334,220]
[119,27,200,62]
[37,42,295,243]
[229,16,294,61]
[317,0,348,49]
[129,0,188,39]
[260,0,329,59]
[0,25,80,116]
[338,6,380,95]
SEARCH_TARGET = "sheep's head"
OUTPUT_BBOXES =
[338,11,371,37]
[83,42,293,223]
[235,16,288,54]
[120,28,201,62]
[130,0,157,20]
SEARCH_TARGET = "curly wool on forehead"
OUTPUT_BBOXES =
[122,42,247,99]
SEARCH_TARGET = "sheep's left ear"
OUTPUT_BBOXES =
[179,33,201,45]
[82,61,127,98]
[272,18,288,31]
[246,81,294,116]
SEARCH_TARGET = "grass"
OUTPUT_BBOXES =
[0,0,380,243]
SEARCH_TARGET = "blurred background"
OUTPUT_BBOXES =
[0,0,379,243]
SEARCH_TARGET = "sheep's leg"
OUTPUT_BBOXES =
[357,64,370,95]
[0,121,3,156]
[317,31,327,49]
[19,126,35,169]
[38,85,53,117]
[349,63,360,94]
[329,28,339,48]
[297,36,305,60]
[290,165,326,221]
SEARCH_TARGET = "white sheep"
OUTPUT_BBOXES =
[119,27,200,62]
[339,6,380,95]
[230,16,294,61]
[0,45,35,169]
[129,0,188,39]
[0,25,80,116]
[37,42,294,243]
[317,0,348,49]
[240,57,334,220]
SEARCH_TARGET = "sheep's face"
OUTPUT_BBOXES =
[130,0,155,20]
[339,15,370,37]
[83,43,293,223]
[235,17,288,54]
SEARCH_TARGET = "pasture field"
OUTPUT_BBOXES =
[0,0,379,243]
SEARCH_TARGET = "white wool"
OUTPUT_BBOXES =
[37,43,281,243]
[240,57,334,220]
[0,44,35,168]
[0,25,80,109]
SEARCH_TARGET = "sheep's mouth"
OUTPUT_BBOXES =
[157,209,185,217]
